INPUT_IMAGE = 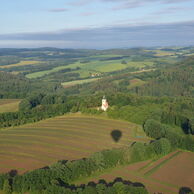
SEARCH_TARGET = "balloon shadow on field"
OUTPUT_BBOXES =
[111,130,122,143]
[179,187,193,194]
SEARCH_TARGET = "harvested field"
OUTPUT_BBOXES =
[0,99,21,113]
[75,151,194,194]
[0,114,148,174]
[150,151,194,191]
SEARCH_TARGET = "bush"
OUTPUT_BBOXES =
[131,142,147,162]
[151,138,171,155]
[143,119,167,139]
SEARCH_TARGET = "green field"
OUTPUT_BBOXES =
[0,114,149,174]
[26,58,155,79]
[0,99,21,113]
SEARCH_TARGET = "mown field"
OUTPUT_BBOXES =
[0,114,149,174]
[0,99,21,113]
[75,150,194,194]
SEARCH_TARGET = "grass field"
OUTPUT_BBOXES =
[62,78,99,88]
[74,150,194,194]
[2,60,42,68]
[26,58,155,79]
[0,114,149,174]
[0,99,21,113]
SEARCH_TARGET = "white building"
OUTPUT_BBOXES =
[101,96,109,111]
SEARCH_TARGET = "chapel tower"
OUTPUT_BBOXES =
[101,96,109,111]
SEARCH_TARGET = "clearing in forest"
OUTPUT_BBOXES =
[62,78,99,88]
[0,99,21,113]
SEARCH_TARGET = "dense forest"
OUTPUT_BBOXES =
[134,56,194,97]
[0,72,63,98]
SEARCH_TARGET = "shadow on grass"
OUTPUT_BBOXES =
[111,130,122,142]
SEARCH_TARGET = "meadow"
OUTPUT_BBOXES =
[74,150,194,194]
[25,57,155,79]
[2,60,42,68]
[0,99,21,113]
[0,114,149,174]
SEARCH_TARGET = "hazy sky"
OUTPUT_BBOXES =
[1,0,194,48]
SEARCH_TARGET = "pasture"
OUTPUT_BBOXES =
[75,150,194,194]
[0,99,21,113]
[2,60,42,68]
[0,114,148,174]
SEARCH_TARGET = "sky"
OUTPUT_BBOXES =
[0,0,194,48]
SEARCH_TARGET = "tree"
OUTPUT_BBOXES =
[143,119,166,139]
[3,179,12,194]
[151,138,171,155]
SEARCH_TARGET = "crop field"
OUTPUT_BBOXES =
[2,60,42,68]
[75,150,194,194]
[0,114,149,174]
[0,99,21,113]
[62,78,99,88]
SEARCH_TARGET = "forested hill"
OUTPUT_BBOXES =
[0,72,62,99]
[133,56,194,97]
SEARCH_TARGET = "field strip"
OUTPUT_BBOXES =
[0,133,124,151]
[144,151,182,176]
[0,139,93,154]
[0,141,103,156]
[0,151,53,162]
[0,150,84,164]
[4,128,134,143]
[0,151,84,164]
[0,135,113,150]
[108,166,178,193]
[18,120,132,133]
[0,143,91,158]
[0,132,130,147]
[2,126,146,144]
[139,150,179,174]
[38,117,132,126]
[45,118,135,127]
[2,126,132,141]
[137,159,156,172]
[22,124,132,135]
[74,164,177,194]
[0,135,112,149]
[0,162,25,170]
[0,136,128,155]
[19,115,136,127]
